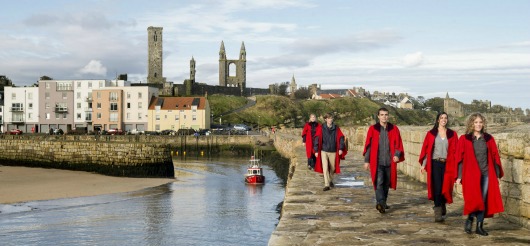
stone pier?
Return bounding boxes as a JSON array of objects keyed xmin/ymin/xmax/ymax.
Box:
[{"xmin": 269, "ymin": 126, "xmax": 530, "ymax": 245}]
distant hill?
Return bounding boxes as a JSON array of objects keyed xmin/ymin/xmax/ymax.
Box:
[{"xmin": 208, "ymin": 94, "xmax": 438, "ymax": 129}]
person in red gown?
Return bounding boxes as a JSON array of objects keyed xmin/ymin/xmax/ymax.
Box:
[
  {"xmin": 418, "ymin": 112, "xmax": 458, "ymax": 222},
  {"xmin": 456, "ymin": 112, "xmax": 503, "ymax": 236},
  {"xmin": 363, "ymin": 108, "xmax": 405, "ymax": 213},
  {"xmin": 301, "ymin": 114, "xmax": 320, "ymax": 170},
  {"xmin": 314, "ymin": 113, "xmax": 347, "ymax": 191}
]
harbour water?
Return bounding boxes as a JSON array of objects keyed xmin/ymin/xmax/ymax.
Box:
[{"xmin": 0, "ymin": 157, "xmax": 287, "ymax": 246}]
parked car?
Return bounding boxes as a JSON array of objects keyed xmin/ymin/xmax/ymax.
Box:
[
  {"xmin": 9, "ymin": 129, "xmax": 23, "ymax": 135},
  {"xmin": 53, "ymin": 128, "xmax": 64, "ymax": 135},
  {"xmin": 176, "ymin": 128, "xmax": 196, "ymax": 135},
  {"xmin": 198, "ymin": 129, "xmax": 211, "ymax": 135},
  {"xmin": 160, "ymin": 129, "xmax": 177, "ymax": 135},
  {"xmin": 233, "ymin": 124, "xmax": 251, "ymax": 131},
  {"xmin": 107, "ymin": 128, "xmax": 124, "ymax": 135},
  {"xmin": 127, "ymin": 129, "xmax": 144, "ymax": 135}
]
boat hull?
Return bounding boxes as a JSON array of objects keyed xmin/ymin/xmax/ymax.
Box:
[{"xmin": 245, "ymin": 175, "xmax": 265, "ymax": 184}]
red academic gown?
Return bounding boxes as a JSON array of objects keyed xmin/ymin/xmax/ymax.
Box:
[
  {"xmin": 301, "ymin": 122, "xmax": 321, "ymax": 159},
  {"xmin": 456, "ymin": 133, "xmax": 504, "ymax": 217},
  {"xmin": 314, "ymin": 124, "xmax": 347, "ymax": 174},
  {"xmin": 362, "ymin": 123, "xmax": 405, "ymax": 190},
  {"xmin": 418, "ymin": 129, "xmax": 458, "ymax": 203}
]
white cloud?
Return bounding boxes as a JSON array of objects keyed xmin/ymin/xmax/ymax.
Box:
[
  {"xmin": 79, "ymin": 60, "xmax": 107, "ymax": 76},
  {"xmin": 402, "ymin": 52, "xmax": 424, "ymax": 67}
]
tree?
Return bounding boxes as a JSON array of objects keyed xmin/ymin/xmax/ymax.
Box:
[
  {"xmin": 424, "ymin": 97, "xmax": 444, "ymax": 113},
  {"xmin": 0, "ymin": 75, "xmax": 13, "ymax": 90},
  {"xmin": 294, "ymin": 86, "xmax": 311, "ymax": 99},
  {"xmin": 40, "ymin": 75, "xmax": 53, "ymax": 80}
]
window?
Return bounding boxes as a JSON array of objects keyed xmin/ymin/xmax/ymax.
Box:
[
  {"xmin": 77, "ymin": 92, "xmax": 81, "ymax": 99},
  {"xmin": 62, "ymin": 92, "xmax": 67, "ymax": 99},
  {"xmin": 155, "ymin": 125, "xmax": 160, "ymax": 131},
  {"xmin": 46, "ymin": 83, "xmax": 50, "ymax": 89},
  {"xmin": 97, "ymin": 92, "xmax": 101, "ymax": 99},
  {"xmin": 110, "ymin": 103, "xmax": 118, "ymax": 111},
  {"xmin": 11, "ymin": 103, "xmax": 23, "ymax": 111},
  {"xmin": 138, "ymin": 102, "xmax": 142, "ymax": 109},
  {"xmin": 56, "ymin": 103, "xmax": 67, "ymax": 112},
  {"xmin": 126, "ymin": 113, "xmax": 131, "ymax": 120},
  {"xmin": 184, "ymin": 115, "xmax": 186, "ymax": 119},
  {"xmin": 63, "ymin": 113, "xmax": 67, "ymax": 119},
  {"xmin": 28, "ymin": 92, "xmax": 33, "ymax": 100},
  {"xmin": 28, "ymin": 103, "xmax": 33, "ymax": 109},
  {"xmin": 46, "ymin": 113, "xmax": 50, "ymax": 119},
  {"xmin": 11, "ymin": 93, "xmax": 16, "ymax": 100},
  {"xmin": 138, "ymin": 92, "xmax": 142, "ymax": 99},
  {"xmin": 99, "ymin": 81, "xmax": 103, "ymax": 87},
  {"xmin": 156, "ymin": 115, "xmax": 160, "ymax": 121},
  {"xmin": 164, "ymin": 115, "xmax": 167, "ymax": 119},
  {"xmin": 127, "ymin": 103, "xmax": 131, "ymax": 109},
  {"xmin": 77, "ymin": 81, "xmax": 81, "ymax": 87},
  {"xmin": 110, "ymin": 113, "xmax": 118, "ymax": 122},
  {"xmin": 110, "ymin": 92, "xmax": 118, "ymax": 101},
  {"xmin": 88, "ymin": 82, "xmax": 92, "ymax": 88},
  {"xmin": 45, "ymin": 103, "xmax": 50, "ymax": 109},
  {"xmin": 45, "ymin": 92, "xmax": 50, "ymax": 99},
  {"xmin": 175, "ymin": 115, "xmax": 179, "ymax": 121},
  {"xmin": 193, "ymin": 115, "xmax": 197, "ymax": 121},
  {"xmin": 138, "ymin": 113, "xmax": 142, "ymax": 120},
  {"xmin": 127, "ymin": 92, "xmax": 131, "ymax": 99},
  {"xmin": 28, "ymin": 113, "xmax": 33, "ymax": 119},
  {"xmin": 77, "ymin": 103, "xmax": 81, "ymax": 109},
  {"xmin": 192, "ymin": 106, "xmax": 197, "ymax": 112},
  {"xmin": 168, "ymin": 110, "xmax": 172, "ymax": 113},
  {"xmin": 155, "ymin": 106, "xmax": 160, "ymax": 112},
  {"xmin": 97, "ymin": 103, "xmax": 101, "ymax": 109},
  {"xmin": 97, "ymin": 113, "xmax": 102, "ymax": 119},
  {"xmin": 57, "ymin": 82, "xmax": 72, "ymax": 91},
  {"xmin": 77, "ymin": 113, "xmax": 82, "ymax": 120},
  {"xmin": 55, "ymin": 113, "xmax": 60, "ymax": 119}
]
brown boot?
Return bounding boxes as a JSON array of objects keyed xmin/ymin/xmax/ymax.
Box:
[
  {"xmin": 434, "ymin": 206, "xmax": 444, "ymax": 222},
  {"xmin": 441, "ymin": 203, "xmax": 447, "ymax": 216}
]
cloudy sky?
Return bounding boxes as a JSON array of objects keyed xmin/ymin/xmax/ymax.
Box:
[{"xmin": 1, "ymin": 0, "xmax": 529, "ymax": 109}]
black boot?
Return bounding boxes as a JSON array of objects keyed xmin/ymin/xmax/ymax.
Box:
[
  {"xmin": 441, "ymin": 203, "xmax": 447, "ymax": 216},
  {"xmin": 465, "ymin": 218, "xmax": 473, "ymax": 234},
  {"xmin": 476, "ymin": 222, "xmax": 488, "ymax": 236},
  {"xmin": 434, "ymin": 206, "xmax": 444, "ymax": 222}
]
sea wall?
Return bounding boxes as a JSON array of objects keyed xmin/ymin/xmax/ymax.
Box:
[
  {"xmin": 277, "ymin": 125, "xmax": 530, "ymax": 228},
  {"xmin": 0, "ymin": 134, "xmax": 270, "ymax": 178}
]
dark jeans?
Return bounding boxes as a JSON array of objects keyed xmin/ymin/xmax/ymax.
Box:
[
  {"xmin": 468, "ymin": 174, "xmax": 489, "ymax": 222},
  {"xmin": 376, "ymin": 165, "xmax": 391, "ymax": 205},
  {"xmin": 431, "ymin": 160, "xmax": 446, "ymax": 207},
  {"xmin": 307, "ymin": 154, "xmax": 316, "ymax": 168}
]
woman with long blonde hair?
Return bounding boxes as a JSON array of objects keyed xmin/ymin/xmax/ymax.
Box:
[{"xmin": 456, "ymin": 113, "xmax": 503, "ymax": 236}]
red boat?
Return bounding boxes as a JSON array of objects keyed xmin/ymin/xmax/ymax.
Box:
[{"xmin": 245, "ymin": 156, "xmax": 265, "ymax": 185}]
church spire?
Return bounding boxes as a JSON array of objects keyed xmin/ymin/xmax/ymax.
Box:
[
  {"xmin": 219, "ymin": 41, "xmax": 226, "ymax": 60},
  {"xmin": 445, "ymin": 92, "xmax": 450, "ymax": 99},
  {"xmin": 239, "ymin": 41, "xmax": 246, "ymax": 60}
]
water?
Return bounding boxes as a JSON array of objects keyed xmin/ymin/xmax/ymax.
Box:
[{"xmin": 0, "ymin": 158, "xmax": 286, "ymax": 246}]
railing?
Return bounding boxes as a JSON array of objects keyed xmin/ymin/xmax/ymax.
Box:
[
  {"xmin": 9, "ymin": 107, "xmax": 24, "ymax": 112},
  {"xmin": 85, "ymin": 117, "xmax": 92, "ymax": 122},
  {"xmin": 84, "ymin": 107, "xmax": 93, "ymax": 112},
  {"xmin": 85, "ymin": 97, "xmax": 93, "ymax": 102},
  {"xmin": 11, "ymin": 117, "xmax": 25, "ymax": 122},
  {"xmin": 55, "ymin": 107, "xmax": 68, "ymax": 112}
]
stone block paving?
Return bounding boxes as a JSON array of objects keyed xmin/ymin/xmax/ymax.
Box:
[{"xmin": 269, "ymin": 146, "xmax": 530, "ymax": 246}]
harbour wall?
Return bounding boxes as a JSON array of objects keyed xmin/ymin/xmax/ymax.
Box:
[
  {"xmin": 0, "ymin": 134, "xmax": 271, "ymax": 177},
  {"xmin": 275, "ymin": 125, "xmax": 530, "ymax": 228}
]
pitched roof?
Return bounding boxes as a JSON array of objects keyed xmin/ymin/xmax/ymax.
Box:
[
  {"xmin": 319, "ymin": 93, "xmax": 342, "ymax": 99},
  {"xmin": 148, "ymin": 97, "xmax": 207, "ymax": 110}
]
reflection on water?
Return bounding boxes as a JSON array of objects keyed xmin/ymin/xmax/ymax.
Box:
[{"xmin": 0, "ymin": 158, "xmax": 286, "ymax": 246}]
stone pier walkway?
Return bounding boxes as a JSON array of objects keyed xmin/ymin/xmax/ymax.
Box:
[{"xmin": 268, "ymin": 146, "xmax": 530, "ymax": 245}]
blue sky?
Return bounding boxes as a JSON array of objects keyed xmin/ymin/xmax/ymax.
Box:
[{"xmin": 1, "ymin": 0, "xmax": 529, "ymax": 110}]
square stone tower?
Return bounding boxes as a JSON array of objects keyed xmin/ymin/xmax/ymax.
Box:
[{"xmin": 147, "ymin": 26, "xmax": 165, "ymax": 84}]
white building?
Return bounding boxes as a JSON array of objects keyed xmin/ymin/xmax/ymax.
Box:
[
  {"xmin": 3, "ymin": 86, "xmax": 40, "ymax": 133},
  {"xmin": 122, "ymin": 85, "xmax": 159, "ymax": 132},
  {"xmin": 72, "ymin": 79, "xmax": 108, "ymax": 131}
]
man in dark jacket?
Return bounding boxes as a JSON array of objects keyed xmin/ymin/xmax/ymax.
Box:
[{"xmin": 314, "ymin": 113, "xmax": 347, "ymax": 191}]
